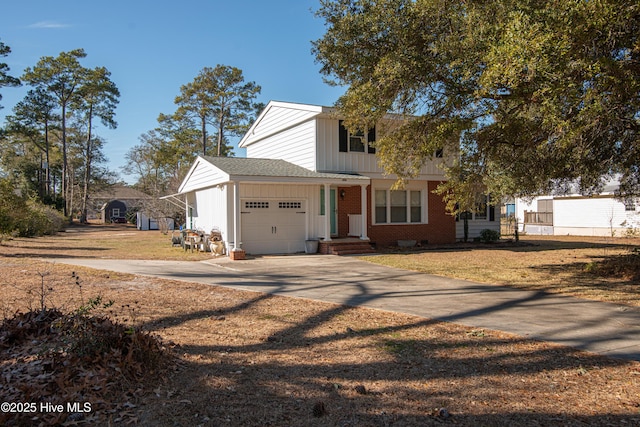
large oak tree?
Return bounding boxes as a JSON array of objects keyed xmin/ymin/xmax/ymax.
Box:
[{"xmin": 313, "ymin": 0, "xmax": 640, "ymax": 213}]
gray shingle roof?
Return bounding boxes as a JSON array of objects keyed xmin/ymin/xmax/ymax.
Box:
[
  {"xmin": 91, "ymin": 185, "xmax": 152, "ymax": 200},
  {"xmin": 201, "ymin": 156, "xmax": 369, "ymax": 181}
]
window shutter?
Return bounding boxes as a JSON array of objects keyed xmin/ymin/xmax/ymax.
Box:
[
  {"xmin": 367, "ymin": 127, "xmax": 376, "ymax": 153},
  {"xmin": 489, "ymin": 197, "xmax": 495, "ymax": 221},
  {"xmin": 339, "ymin": 121, "xmax": 348, "ymax": 152}
]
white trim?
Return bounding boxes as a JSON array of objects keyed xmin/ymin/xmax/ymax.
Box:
[
  {"xmin": 360, "ymin": 184, "xmax": 369, "ymax": 240},
  {"xmin": 370, "ymin": 181, "xmax": 429, "ymax": 225},
  {"xmin": 323, "ymin": 183, "xmax": 332, "ymax": 241},
  {"xmin": 233, "ymin": 181, "xmax": 241, "ymax": 251},
  {"xmin": 239, "ymin": 101, "xmax": 327, "ymax": 148}
]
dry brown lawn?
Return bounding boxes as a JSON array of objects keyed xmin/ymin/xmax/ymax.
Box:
[
  {"xmin": 364, "ymin": 234, "xmax": 640, "ymax": 306},
  {"xmin": 1, "ymin": 223, "xmax": 639, "ymax": 426}
]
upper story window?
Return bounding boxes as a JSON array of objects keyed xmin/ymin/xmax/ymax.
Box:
[{"xmin": 339, "ymin": 121, "xmax": 376, "ymax": 154}]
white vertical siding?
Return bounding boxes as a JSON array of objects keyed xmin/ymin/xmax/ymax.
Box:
[
  {"xmin": 315, "ymin": 118, "xmax": 445, "ymax": 178},
  {"xmin": 190, "ymin": 186, "xmax": 229, "ymax": 239},
  {"xmin": 245, "ymin": 119, "xmax": 316, "ymax": 170}
]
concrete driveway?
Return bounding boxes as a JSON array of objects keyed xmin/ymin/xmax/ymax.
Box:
[{"xmin": 55, "ymin": 254, "xmax": 640, "ymax": 361}]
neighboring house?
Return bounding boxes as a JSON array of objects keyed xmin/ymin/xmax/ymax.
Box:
[
  {"xmin": 175, "ymin": 101, "xmax": 500, "ymax": 256},
  {"xmin": 515, "ymin": 180, "xmax": 640, "ymax": 236},
  {"xmin": 455, "ymin": 196, "xmax": 499, "ymax": 240},
  {"xmin": 89, "ymin": 185, "xmax": 152, "ymax": 223}
]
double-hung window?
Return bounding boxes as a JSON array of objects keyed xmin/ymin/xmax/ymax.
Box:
[
  {"xmin": 390, "ymin": 190, "xmax": 407, "ymax": 222},
  {"xmin": 339, "ymin": 121, "xmax": 376, "ymax": 153},
  {"xmin": 375, "ymin": 189, "xmax": 423, "ymax": 224},
  {"xmin": 456, "ymin": 195, "xmax": 496, "ymax": 221}
]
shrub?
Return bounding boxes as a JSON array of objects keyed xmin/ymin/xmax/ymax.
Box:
[
  {"xmin": 0, "ymin": 178, "xmax": 66, "ymax": 237},
  {"xmin": 479, "ymin": 228, "xmax": 500, "ymax": 243},
  {"xmin": 11, "ymin": 200, "xmax": 66, "ymax": 237}
]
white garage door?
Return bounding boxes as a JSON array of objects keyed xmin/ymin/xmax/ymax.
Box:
[{"xmin": 241, "ymin": 199, "xmax": 307, "ymax": 254}]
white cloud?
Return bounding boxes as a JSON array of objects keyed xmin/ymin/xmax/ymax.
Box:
[{"xmin": 28, "ymin": 21, "xmax": 70, "ymax": 29}]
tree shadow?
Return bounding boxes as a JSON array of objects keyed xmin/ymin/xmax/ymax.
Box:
[
  {"xmin": 2, "ymin": 247, "xmax": 109, "ymax": 259},
  {"xmin": 388, "ymin": 237, "xmax": 638, "ymax": 255},
  {"xmin": 530, "ymin": 255, "xmax": 640, "ymax": 304},
  {"xmin": 132, "ymin": 276, "xmax": 640, "ymax": 426}
]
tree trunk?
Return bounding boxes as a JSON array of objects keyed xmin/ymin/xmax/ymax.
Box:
[
  {"xmin": 217, "ymin": 111, "xmax": 224, "ymax": 156},
  {"xmin": 68, "ymin": 164, "xmax": 75, "ymax": 221},
  {"xmin": 201, "ymin": 116, "xmax": 207, "ymax": 156},
  {"xmin": 81, "ymin": 104, "xmax": 93, "ymax": 224},
  {"xmin": 61, "ymin": 103, "xmax": 68, "ymax": 217},
  {"xmin": 44, "ymin": 120, "xmax": 51, "ymax": 196}
]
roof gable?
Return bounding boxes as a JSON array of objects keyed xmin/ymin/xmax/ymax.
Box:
[
  {"xmin": 177, "ymin": 156, "xmax": 231, "ymax": 193},
  {"xmin": 239, "ymin": 101, "xmax": 331, "ymax": 148}
]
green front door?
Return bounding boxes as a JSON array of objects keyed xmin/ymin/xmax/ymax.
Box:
[{"xmin": 320, "ymin": 188, "xmax": 337, "ymax": 235}]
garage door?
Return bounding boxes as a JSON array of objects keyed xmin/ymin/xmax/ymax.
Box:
[{"xmin": 241, "ymin": 199, "xmax": 306, "ymax": 254}]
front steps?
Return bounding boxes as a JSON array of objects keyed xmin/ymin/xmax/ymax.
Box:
[{"xmin": 318, "ymin": 239, "xmax": 376, "ymax": 255}]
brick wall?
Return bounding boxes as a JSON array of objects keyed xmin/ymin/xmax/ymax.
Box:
[
  {"xmin": 336, "ymin": 182, "xmax": 455, "ymax": 247},
  {"xmin": 336, "ymin": 186, "xmax": 362, "ymax": 236}
]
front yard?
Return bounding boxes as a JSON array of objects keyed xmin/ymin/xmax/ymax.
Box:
[{"xmin": 1, "ymin": 224, "xmax": 639, "ymax": 426}]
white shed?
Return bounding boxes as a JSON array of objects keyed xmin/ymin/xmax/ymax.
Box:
[{"xmin": 136, "ymin": 212, "xmax": 175, "ymax": 231}]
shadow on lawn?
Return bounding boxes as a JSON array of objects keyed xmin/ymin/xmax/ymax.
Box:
[
  {"xmin": 383, "ymin": 237, "xmax": 639, "ymax": 255},
  {"xmin": 528, "ymin": 255, "xmax": 640, "ymax": 305},
  {"xmin": 138, "ymin": 289, "xmax": 640, "ymax": 426}
]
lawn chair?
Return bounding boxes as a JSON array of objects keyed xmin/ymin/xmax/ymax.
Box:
[{"xmin": 182, "ymin": 230, "xmax": 201, "ymax": 252}]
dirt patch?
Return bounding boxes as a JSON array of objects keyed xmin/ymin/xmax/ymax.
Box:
[{"xmin": 1, "ymin": 224, "xmax": 640, "ymax": 425}]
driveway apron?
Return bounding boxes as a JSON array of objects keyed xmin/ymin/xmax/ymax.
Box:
[{"xmin": 54, "ymin": 255, "xmax": 640, "ymax": 361}]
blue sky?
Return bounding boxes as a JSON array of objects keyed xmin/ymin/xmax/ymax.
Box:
[{"xmin": 0, "ymin": 0, "xmax": 344, "ymax": 182}]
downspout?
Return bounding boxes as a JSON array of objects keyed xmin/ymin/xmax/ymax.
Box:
[
  {"xmin": 360, "ymin": 184, "xmax": 369, "ymax": 240},
  {"xmin": 323, "ymin": 183, "xmax": 332, "ymax": 241},
  {"xmin": 232, "ymin": 181, "xmax": 241, "ymax": 251}
]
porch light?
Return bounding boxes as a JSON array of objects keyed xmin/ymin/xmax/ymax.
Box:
[{"xmin": 340, "ymin": 189, "xmax": 346, "ymax": 200}]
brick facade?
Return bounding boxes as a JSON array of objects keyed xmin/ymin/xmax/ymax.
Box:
[{"xmin": 336, "ymin": 182, "xmax": 455, "ymax": 248}]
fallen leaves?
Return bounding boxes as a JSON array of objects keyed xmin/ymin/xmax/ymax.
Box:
[{"xmin": 0, "ymin": 308, "xmax": 170, "ymax": 426}]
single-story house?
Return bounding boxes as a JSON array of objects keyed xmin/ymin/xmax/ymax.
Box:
[
  {"xmin": 174, "ymin": 101, "xmax": 500, "ymax": 256},
  {"xmin": 515, "ymin": 179, "xmax": 640, "ymax": 236},
  {"xmin": 90, "ymin": 185, "xmax": 153, "ymax": 223}
]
